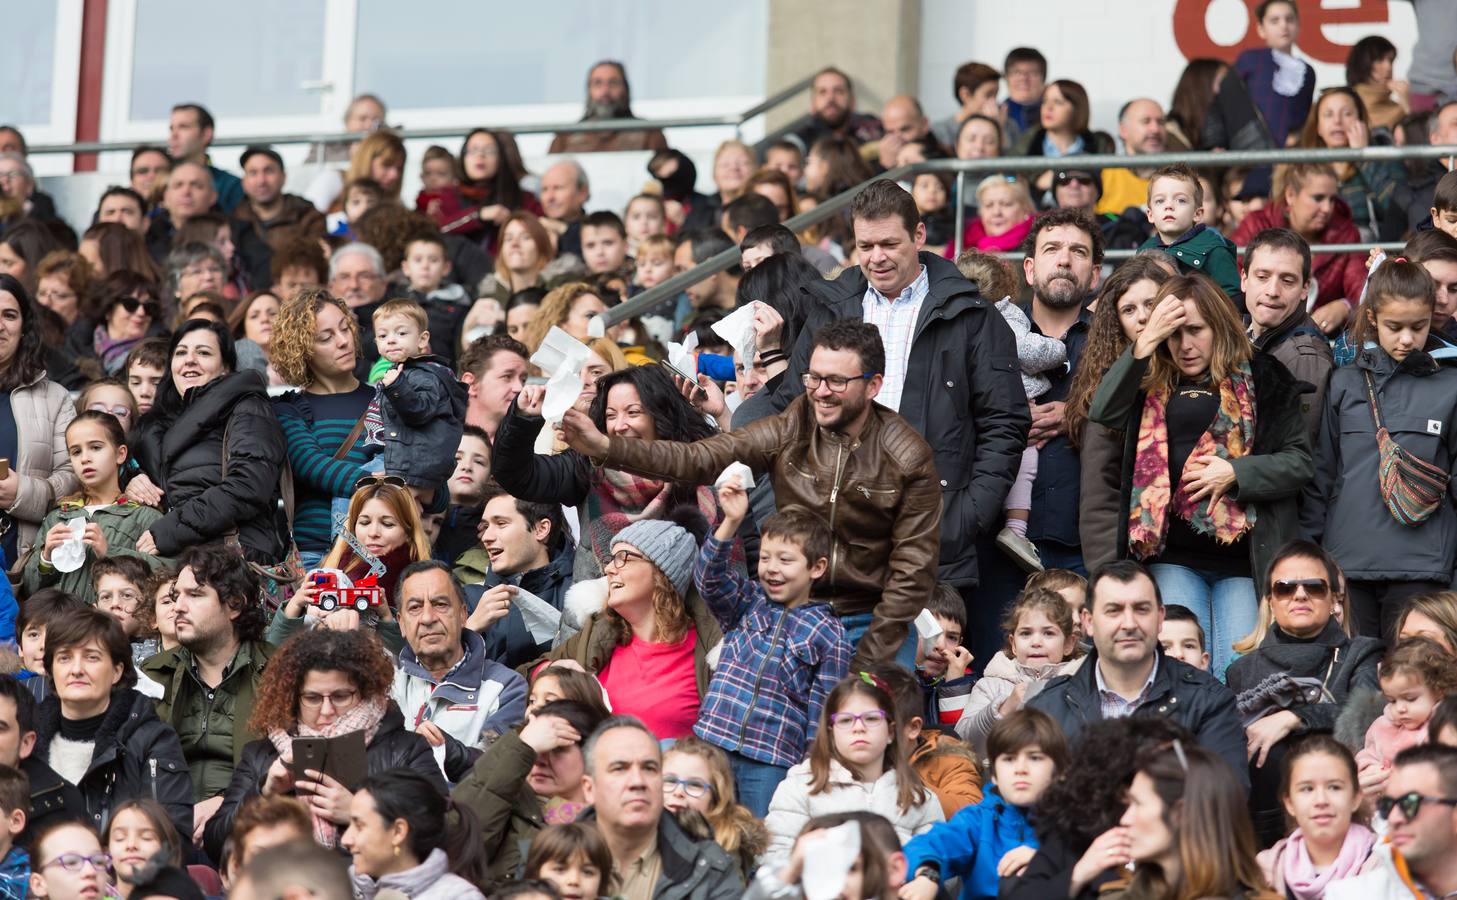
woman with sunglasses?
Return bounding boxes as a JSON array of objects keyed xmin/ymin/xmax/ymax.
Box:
[
  {"xmin": 202, "ymin": 627, "xmax": 445, "ymax": 863},
  {"xmin": 268, "ymin": 477, "xmax": 430, "ymax": 654},
  {"xmin": 129, "ymin": 319, "xmax": 287, "ymax": 564},
  {"xmin": 1226, "ymin": 540, "xmax": 1382, "ymax": 847},
  {"xmin": 65, "ymin": 270, "xmax": 168, "ymax": 377}
]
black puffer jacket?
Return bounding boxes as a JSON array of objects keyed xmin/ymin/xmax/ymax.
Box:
[
  {"xmin": 202, "ymin": 703, "xmax": 445, "ymax": 863},
  {"xmin": 131, "ymin": 370, "xmax": 286, "ymax": 562},
  {"xmin": 1226, "ymin": 618, "xmax": 1382, "ymax": 733},
  {"xmin": 31, "ymin": 689, "xmax": 193, "ymax": 842}
]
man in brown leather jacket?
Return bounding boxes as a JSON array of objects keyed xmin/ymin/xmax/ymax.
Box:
[{"xmin": 559, "ymin": 321, "xmax": 941, "ymax": 669}]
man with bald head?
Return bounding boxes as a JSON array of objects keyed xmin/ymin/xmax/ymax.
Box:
[
  {"xmin": 877, "ymin": 95, "xmax": 940, "ymax": 170},
  {"xmin": 145, "ymin": 161, "xmax": 218, "ymax": 262},
  {"xmin": 1096, "ymin": 98, "xmax": 1169, "ymax": 217},
  {"xmin": 539, "ymin": 159, "xmax": 590, "ymax": 259}
]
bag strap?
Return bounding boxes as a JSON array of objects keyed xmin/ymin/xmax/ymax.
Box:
[
  {"xmin": 332, "ymin": 414, "xmax": 368, "ymax": 462},
  {"xmin": 1362, "ymin": 370, "xmax": 1386, "ymax": 431}
]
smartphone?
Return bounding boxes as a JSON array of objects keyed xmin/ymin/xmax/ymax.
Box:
[
  {"xmin": 657, "ymin": 360, "xmax": 707, "ymax": 403},
  {"xmin": 290, "ymin": 737, "xmax": 328, "ymax": 783}
]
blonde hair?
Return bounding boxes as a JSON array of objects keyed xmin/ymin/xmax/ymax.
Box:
[
  {"xmin": 371, "ymin": 298, "xmax": 429, "ymax": 332},
  {"xmin": 636, "ymin": 234, "xmax": 674, "ymax": 261},
  {"xmin": 664, "ymin": 737, "xmax": 769, "ymax": 860},
  {"xmin": 321, "ymin": 482, "xmax": 432, "ymax": 570},
  {"xmin": 344, "ymin": 131, "xmax": 406, "ymax": 199},
  {"xmin": 586, "ymin": 338, "xmax": 629, "ymax": 372},
  {"xmin": 975, "ymin": 175, "xmax": 1033, "ymax": 213},
  {"xmin": 520, "ymin": 282, "xmax": 598, "ymax": 356}
]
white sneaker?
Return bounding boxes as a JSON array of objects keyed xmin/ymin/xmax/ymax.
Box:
[{"xmin": 996, "ymin": 526, "xmax": 1044, "ymax": 572}]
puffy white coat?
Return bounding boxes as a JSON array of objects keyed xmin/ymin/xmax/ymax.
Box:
[
  {"xmin": 764, "ymin": 758, "xmax": 944, "ymax": 865},
  {"xmin": 1326, "ymin": 841, "xmax": 1423, "ymax": 900},
  {"xmin": 956, "ymin": 651, "xmax": 1084, "ymax": 763}
]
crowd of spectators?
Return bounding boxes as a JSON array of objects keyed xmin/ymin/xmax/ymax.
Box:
[{"xmin": 3, "ymin": 2, "xmax": 1457, "ymax": 897}]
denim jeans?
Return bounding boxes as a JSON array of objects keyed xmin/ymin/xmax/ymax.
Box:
[
  {"xmin": 1149, "ymin": 563, "xmax": 1257, "ymax": 679},
  {"xmin": 840, "ymin": 612, "xmax": 919, "ymax": 672},
  {"xmin": 730, "ymin": 751, "xmax": 789, "ymax": 818},
  {"xmin": 1034, "ymin": 541, "xmax": 1087, "ymax": 577}
]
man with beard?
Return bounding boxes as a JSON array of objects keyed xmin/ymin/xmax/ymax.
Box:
[
  {"xmin": 559, "ymin": 320, "xmax": 942, "ymax": 670},
  {"xmin": 786, "ymin": 67, "xmax": 885, "ymax": 153},
  {"xmin": 549, "ymin": 61, "xmax": 669, "ymax": 155},
  {"xmin": 391, "ymin": 560, "xmax": 527, "ymax": 780},
  {"xmin": 142, "ymin": 546, "xmax": 275, "ymax": 842},
  {"xmin": 1016, "ymin": 208, "xmax": 1103, "ymax": 578},
  {"xmin": 1096, "ymin": 98, "xmax": 1170, "ymax": 218},
  {"xmin": 749, "ymin": 179, "xmax": 1029, "ymax": 666}
]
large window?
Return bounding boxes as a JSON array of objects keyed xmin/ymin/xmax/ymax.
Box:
[{"xmin": 0, "ymin": 0, "xmax": 82, "ymax": 167}]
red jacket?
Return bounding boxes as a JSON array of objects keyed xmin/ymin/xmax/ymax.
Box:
[{"xmin": 1233, "ymin": 200, "xmax": 1366, "ymax": 307}]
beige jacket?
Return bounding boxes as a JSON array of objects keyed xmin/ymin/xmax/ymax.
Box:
[{"xmin": 9, "ymin": 373, "xmax": 78, "ymax": 555}]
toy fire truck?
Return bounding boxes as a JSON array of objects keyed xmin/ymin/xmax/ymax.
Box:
[{"xmin": 307, "ymin": 513, "xmax": 388, "ymax": 612}]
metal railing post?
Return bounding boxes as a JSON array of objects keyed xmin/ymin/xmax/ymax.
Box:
[{"xmin": 953, "ymin": 170, "xmax": 966, "ymax": 259}]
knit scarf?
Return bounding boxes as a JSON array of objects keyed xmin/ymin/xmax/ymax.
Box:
[
  {"xmin": 1128, "ymin": 362, "xmax": 1257, "ymax": 559},
  {"xmin": 268, "ymin": 694, "xmax": 387, "ymax": 848},
  {"xmin": 1280, "ymin": 824, "xmax": 1376, "ymax": 900},
  {"xmin": 93, "ymin": 325, "xmax": 144, "ymax": 375},
  {"xmin": 583, "ymin": 468, "xmax": 717, "ymax": 568}
]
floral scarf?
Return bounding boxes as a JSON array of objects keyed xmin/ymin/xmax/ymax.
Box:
[
  {"xmin": 267, "ymin": 694, "xmax": 387, "ymax": 848},
  {"xmin": 1128, "ymin": 362, "xmax": 1257, "ymax": 559},
  {"xmin": 93, "ymin": 325, "xmax": 145, "ymax": 375}
]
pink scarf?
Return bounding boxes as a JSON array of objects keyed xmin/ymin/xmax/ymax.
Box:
[
  {"xmin": 1280, "ymin": 823, "xmax": 1377, "ymax": 900},
  {"xmin": 267, "ymin": 694, "xmax": 388, "ymax": 848}
]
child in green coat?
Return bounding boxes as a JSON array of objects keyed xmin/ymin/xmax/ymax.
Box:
[
  {"xmin": 21, "ymin": 411, "xmax": 166, "ymax": 603},
  {"xmin": 1139, "ymin": 163, "xmax": 1244, "ymax": 309}
]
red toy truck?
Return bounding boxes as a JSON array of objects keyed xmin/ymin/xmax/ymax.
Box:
[{"xmin": 306, "ymin": 568, "xmax": 385, "ymax": 613}]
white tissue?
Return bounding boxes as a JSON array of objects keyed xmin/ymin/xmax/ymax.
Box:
[
  {"xmin": 514, "ymin": 587, "xmax": 565, "ymax": 645},
  {"xmin": 540, "ymin": 365, "xmax": 584, "ymax": 425},
  {"xmin": 586, "ymin": 315, "xmax": 606, "ymax": 338},
  {"xmin": 665, "ymin": 331, "xmax": 700, "ymax": 380},
  {"xmin": 800, "ymin": 822, "xmax": 862, "ymax": 900},
  {"xmin": 51, "ymin": 517, "xmax": 87, "ymax": 573},
  {"xmin": 530, "ymin": 326, "xmax": 591, "ymax": 377},
  {"xmin": 714, "ymin": 461, "xmax": 755, "ymax": 492},
  {"xmin": 711, "ymin": 301, "xmax": 760, "ymax": 369},
  {"xmin": 914, "ymin": 607, "xmax": 944, "ymax": 642}
]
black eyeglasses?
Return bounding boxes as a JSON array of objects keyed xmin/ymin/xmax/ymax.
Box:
[
  {"xmin": 1272, "ymin": 578, "xmax": 1331, "ymax": 601},
  {"xmin": 353, "ymin": 473, "xmax": 407, "ymax": 494},
  {"xmin": 801, "ymin": 372, "xmax": 876, "ymax": 393},
  {"xmin": 1377, "ymin": 792, "xmax": 1457, "ymax": 821},
  {"xmin": 116, "ymin": 296, "xmax": 161, "ymax": 319}
]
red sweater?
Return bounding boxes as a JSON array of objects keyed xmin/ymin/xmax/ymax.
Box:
[{"xmin": 1232, "ymin": 200, "xmax": 1366, "ymax": 308}]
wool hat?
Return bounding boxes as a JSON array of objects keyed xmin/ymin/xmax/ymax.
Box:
[{"xmin": 613, "ymin": 517, "xmax": 699, "ymax": 596}]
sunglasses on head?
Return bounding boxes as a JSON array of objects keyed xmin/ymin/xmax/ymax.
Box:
[
  {"xmin": 1377, "ymin": 792, "xmax": 1457, "ymax": 821},
  {"xmin": 1271, "ymin": 578, "xmax": 1331, "ymax": 601},
  {"xmin": 353, "ymin": 473, "xmax": 407, "ymax": 494},
  {"xmin": 117, "ymin": 296, "xmax": 161, "ymax": 318}
]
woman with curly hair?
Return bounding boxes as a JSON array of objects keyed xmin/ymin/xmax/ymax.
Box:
[
  {"xmin": 662, "ymin": 735, "xmax": 770, "ymax": 879},
  {"xmin": 519, "ymin": 282, "xmax": 608, "ymax": 359},
  {"xmin": 202, "ymin": 628, "xmax": 444, "ymax": 861},
  {"xmin": 1064, "ymin": 255, "xmax": 1176, "ymax": 573},
  {"xmin": 269, "ymin": 288, "xmax": 373, "ymax": 566},
  {"xmin": 1001, "ymin": 717, "xmax": 1192, "ymax": 900}
]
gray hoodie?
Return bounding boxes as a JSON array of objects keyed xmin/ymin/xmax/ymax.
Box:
[{"xmin": 349, "ymin": 848, "xmax": 485, "ymax": 900}]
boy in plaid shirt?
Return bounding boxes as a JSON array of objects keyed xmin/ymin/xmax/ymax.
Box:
[{"xmin": 692, "ymin": 476, "xmax": 851, "ymax": 818}]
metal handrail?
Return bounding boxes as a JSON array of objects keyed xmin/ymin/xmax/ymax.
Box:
[
  {"xmin": 26, "ymin": 74, "xmax": 820, "ymax": 157},
  {"xmin": 600, "ymin": 143, "xmax": 1457, "ymax": 327}
]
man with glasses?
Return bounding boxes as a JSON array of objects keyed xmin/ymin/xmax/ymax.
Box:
[
  {"xmin": 1329, "ymin": 744, "xmax": 1457, "ymax": 899},
  {"xmin": 560, "ymin": 319, "xmax": 941, "ymax": 670},
  {"xmin": 390, "ymin": 560, "xmax": 527, "ymax": 780},
  {"xmin": 142, "ymin": 545, "xmax": 275, "ymax": 844},
  {"xmin": 0, "ymin": 151, "xmax": 61, "ymax": 227},
  {"xmin": 329, "ymin": 242, "xmax": 389, "ymax": 364}
]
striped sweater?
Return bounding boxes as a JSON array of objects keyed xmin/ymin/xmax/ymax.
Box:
[{"xmin": 272, "ymin": 386, "xmax": 373, "ymax": 553}]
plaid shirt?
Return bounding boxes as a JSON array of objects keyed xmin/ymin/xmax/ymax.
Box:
[
  {"xmin": 1095, "ymin": 657, "xmax": 1159, "ymax": 719},
  {"xmin": 692, "ymin": 536, "xmax": 852, "ymax": 768},
  {"xmin": 861, "ymin": 265, "xmax": 930, "ymax": 413}
]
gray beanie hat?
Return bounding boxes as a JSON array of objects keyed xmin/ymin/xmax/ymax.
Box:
[{"xmin": 613, "ymin": 518, "xmax": 699, "ymax": 596}]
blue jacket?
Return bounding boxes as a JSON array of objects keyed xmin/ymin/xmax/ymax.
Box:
[
  {"xmin": 379, "ymin": 354, "xmax": 467, "ymax": 490},
  {"xmin": 0, "ymin": 845, "xmax": 26, "ymax": 900},
  {"xmin": 904, "ymin": 787, "xmax": 1038, "ymax": 900}
]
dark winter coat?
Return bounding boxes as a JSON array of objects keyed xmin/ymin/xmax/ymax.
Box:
[
  {"xmin": 765, "ymin": 251, "xmax": 1030, "ymax": 589},
  {"xmin": 31, "ymin": 689, "xmax": 193, "ymax": 843},
  {"xmin": 379, "ymin": 354, "xmax": 467, "ymax": 490},
  {"xmin": 1226, "ymin": 618, "xmax": 1383, "ymax": 733},
  {"xmin": 1252, "ymin": 309, "xmax": 1334, "ymax": 440},
  {"xmin": 130, "ymin": 370, "xmax": 287, "ymax": 562},
  {"xmin": 202, "ymin": 703, "xmax": 444, "ymax": 863},
  {"xmin": 1302, "ymin": 340, "xmax": 1457, "ymax": 583}
]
